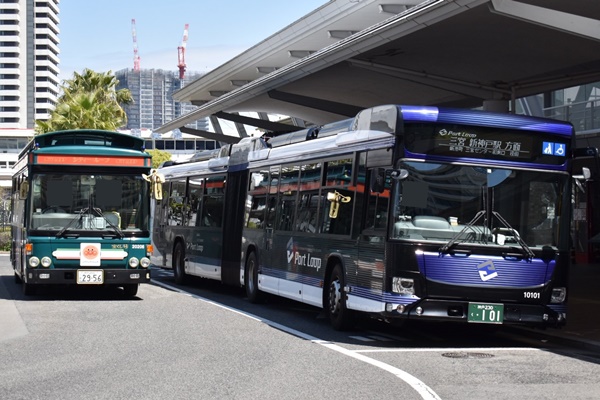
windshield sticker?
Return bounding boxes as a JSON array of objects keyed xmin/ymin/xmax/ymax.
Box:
[{"xmin": 542, "ymin": 142, "xmax": 566, "ymax": 157}]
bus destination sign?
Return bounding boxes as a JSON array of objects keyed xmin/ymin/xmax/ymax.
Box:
[{"xmin": 436, "ymin": 129, "xmax": 531, "ymax": 159}]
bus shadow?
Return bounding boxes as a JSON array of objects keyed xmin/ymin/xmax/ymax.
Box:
[
  {"xmin": 0, "ymin": 274, "xmax": 142, "ymax": 301},
  {"xmin": 157, "ymin": 272, "xmax": 600, "ymax": 366}
]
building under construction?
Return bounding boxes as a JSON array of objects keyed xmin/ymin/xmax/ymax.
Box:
[{"xmin": 115, "ymin": 68, "xmax": 208, "ymax": 132}]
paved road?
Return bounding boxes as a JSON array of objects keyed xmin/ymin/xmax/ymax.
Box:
[{"xmin": 1, "ymin": 257, "xmax": 599, "ymax": 400}]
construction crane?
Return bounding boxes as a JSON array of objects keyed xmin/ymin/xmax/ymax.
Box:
[
  {"xmin": 131, "ymin": 18, "xmax": 141, "ymax": 71},
  {"xmin": 177, "ymin": 23, "xmax": 189, "ymax": 79}
]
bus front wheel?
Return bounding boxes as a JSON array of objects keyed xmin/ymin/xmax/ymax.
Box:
[
  {"xmin": 245, "ymin": 252, "xmax": 262, "ymax": 303},
  {"xmin": 123, "ymin": 284, "xmax": 138, "ymax": 298},
  {"xmin": 326, "ymin": 263, "xmax": 354, "ymax": 331},
  {"xmin": 173, "ymin": 243, "xmax": 188, "ymax": 285}
]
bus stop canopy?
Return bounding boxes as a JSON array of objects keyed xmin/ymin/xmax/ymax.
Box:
[{"xmin": 155, "ymin": 0, "xmax": 600, "ymax": 138}]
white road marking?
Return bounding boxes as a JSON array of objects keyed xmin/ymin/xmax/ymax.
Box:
[
  {"xmin": 355, "ymin": 347, "xmax": 540, "ymax": 353},
  {"xmin": 152, "ymin": 279, "xmax": 442, "ymax": 400}
]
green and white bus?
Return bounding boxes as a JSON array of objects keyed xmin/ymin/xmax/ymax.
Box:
[
  {"xmin": 11, "ymin": 129, "xmax": 153, "ymax": 297},
  {"xmin": 153, "ymin": 105, "xmax": 575, "ymax": 329}
]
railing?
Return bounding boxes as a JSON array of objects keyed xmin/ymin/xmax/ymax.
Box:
[{"xmin": 543, "ymin": 99, "xmax": 600, "ymax": 134}]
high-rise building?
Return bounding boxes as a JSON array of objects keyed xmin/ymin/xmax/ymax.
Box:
[
  {"xmin": 0, "ymin": 0, "xmax": 60, "ymax": 129},
  {"xmin": 115, "ymin": 68, "xmax": 209, "ymax": 132}
]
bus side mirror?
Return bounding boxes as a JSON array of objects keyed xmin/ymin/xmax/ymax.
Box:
[
  {"xmin": 19, "ymin": 181, "xmax": 29, "ymax": 200},
  {"xmin": 583, "ymin": 167, "xmax": 591, "ymax": 180}
]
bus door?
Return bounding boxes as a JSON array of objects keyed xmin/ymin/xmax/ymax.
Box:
[
  {"xmin": 150, "ymin": 180, "xmax": 170, "ymax": 266},
  {"xmin": 356, "ymin": 167, "xmax": 389, "ymax": 298},
  {"xmin": 261, "ymin": 166, "xmax": 282, "ymax": 292}
]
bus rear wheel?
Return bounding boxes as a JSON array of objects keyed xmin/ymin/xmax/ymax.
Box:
[
  {"xmin": 173, "ymin": 243, "xmax": 188, "ymax": 285},
  {"xmin": 326, "ymin": 263, "xmax": 354, "ymax": 331},
  {"xmin": 245, "ymin": 251, "xmax": 262, "ymax": 303}
]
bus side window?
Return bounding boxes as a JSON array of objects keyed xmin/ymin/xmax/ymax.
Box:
[
  {"xmin": 277, "ymin": 194, "xmax": 296, "ymax": 231},
  {"xmin": 321, "ymin": 158, "xmax": 354, "ymax": 235},
  {"xmin": 246, "ymin": 196, "xmax": 266, "ymax": 229},
  {"xmin": 187, "ymin": 177, "xmax": 203, "ymax": 227},
  {"xmin": 246, "ymin": 170, "xmax": 268, "ymax": 229},
  {"xmin": 321, "ymin": 189, "xmax": 353, "ymax": 235},
  {"xmin": 201, "ymin": 195, "xmax": 223, "ymax": 227},
  {"xmin": 200, "ymin": 175, "xmax": 225, "ymax": 228},
  {"xmin": 265, "ymin": 196, "xmax": 277, "ymax": 228},
  {"xmin": 295, "ymin": 193, "xmax": 318, "ymax": 233},
  {"xmin": 276, "ymin": 166, "xmax": 299, "ymax": 232},
  {"xmin": 169, "ymin": 179, "xmax": 187, "ymax": 226}
]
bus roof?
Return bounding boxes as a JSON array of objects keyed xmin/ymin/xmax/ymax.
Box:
[{"xmin": 19, "ymin": 129, "xmax": 147, "ymax": 159}]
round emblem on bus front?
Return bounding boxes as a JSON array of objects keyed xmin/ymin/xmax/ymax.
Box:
[{"xmin": 82, "ymin": 245, "xmax": 99, "ymax": 259}]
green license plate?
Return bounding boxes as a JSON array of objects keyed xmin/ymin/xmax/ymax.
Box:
[{"xmin": 468, "ymin": 302, "xmax": 504, "ymax": 324}]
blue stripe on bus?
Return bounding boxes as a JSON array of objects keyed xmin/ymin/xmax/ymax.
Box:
[
  {"xmin": 349, "ymin": 286, "xmax": 421, "ymax": 305},
  {"xmin": 260, "ymin": 266, "xmax": 420, "ymax": 306},
  {"xmin": 399, "ymin": 106, "xmax": 573, "ymax": 136},
  {"xmin": 417, "ymin": 251, "xmax": 555, "ymax": 287}
]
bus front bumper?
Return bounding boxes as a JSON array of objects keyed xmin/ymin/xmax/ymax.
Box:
[
  {"xmin": 382, "ymin": 299, "xmax": 566, "ymax": 328},
  {"xmin": 24, "ymin": 268, "xmax": 151, "ymax": 285}
]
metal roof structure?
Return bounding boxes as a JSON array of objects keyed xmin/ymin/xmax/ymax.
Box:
[{"xmin": 155, "ymin": 0, "xmax": 600, "ymax": 141}]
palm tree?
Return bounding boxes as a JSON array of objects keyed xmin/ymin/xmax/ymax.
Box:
[{"xmin": 35, "ymin": 69, "xmax": 133, "ymax": 134}]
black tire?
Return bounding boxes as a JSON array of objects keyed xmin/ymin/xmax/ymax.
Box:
[
  {"xmin": 173, "ymin": 242, "xmax": 188, "ymax": 285},
  {"xmin": 326, "ymin": 263, "xmax": 354, "ymax": 331},
  {"xmin": 245, "ymin": 251, "xmax": 262, "ymax": 303},
  {"xmin": 14, "ymin": 271, "xmax": 22, "ymax": 284},
  {"xmin": 123, "ymin": 284, "xmax": 139, "ymax": 298}
]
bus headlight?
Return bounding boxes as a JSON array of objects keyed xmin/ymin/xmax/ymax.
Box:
[
  {"xmin": 551, "ymin": 287, "xmax": 566, "ymax": 303},
  {"xmin": 392, "ymin": 277, "xmax": 415, "ymax": 295},
  {"xmin": 128, "ymin": 257, "xmax": 139, "ymax": 268},
  {"xmin": 140, "ymin": 257, "xmax": 151, "ymax": 268},
  {"xmin": 29, "ymin": 257, "xmax": 40, "ymax": 268},
  {"xmin": 41, "ymin": 257, "xmax": 52, "ymax": 268}
]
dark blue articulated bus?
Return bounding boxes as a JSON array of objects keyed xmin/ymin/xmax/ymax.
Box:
[{"xmin": 153, "ymin": 105, "xmax": 574, "ymax": 330}]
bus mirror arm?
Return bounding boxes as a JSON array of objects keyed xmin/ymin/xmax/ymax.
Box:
[{"xmin": 573, "ymin": 167, "xmax": 590, "ymax": 194}]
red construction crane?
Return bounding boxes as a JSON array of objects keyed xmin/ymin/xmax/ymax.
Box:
[
  {"xmin": 131, "ymin": 18, "xmax": 141, "ymax": 71},
  {"xmin": 177, "ymin": 23, "xmax": 189, "ymax": 79}
]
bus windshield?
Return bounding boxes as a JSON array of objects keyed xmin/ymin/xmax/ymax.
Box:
[
  {"xmin": 391, "ymin": 161, "xmax": 569, "ymax": 251},
  {"xmin": 29, "ymin": 173, "xmax": 149, "ymax": 234}
]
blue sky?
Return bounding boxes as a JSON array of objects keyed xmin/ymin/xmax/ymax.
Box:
[{"xmin": 58, "ymin": 1, "xmax": 326, "ymax": 82}]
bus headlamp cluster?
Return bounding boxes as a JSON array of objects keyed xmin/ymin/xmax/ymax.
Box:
[
  {"xmin": 28, "ymin": 256, "xmax": 52, "ymax": 268},
  {"xmin": 392, "ymin": 277, "xmax": 415, "ymax": 295},
  {"xmin": 128, "ymin": 257, "xmax": 151, "ymax": 269},
  {"xmin": 550, "ymin": 287, "xmax": 566, "ymax": 303}
]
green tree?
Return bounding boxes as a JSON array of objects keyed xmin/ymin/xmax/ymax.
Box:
[
  {"xmin": 35, "ymin": 69, "xmax": 133, "ymax": 134},
  {"xmin": 147, "ymin": 149, "xmax": 172, "ymax": 169}
]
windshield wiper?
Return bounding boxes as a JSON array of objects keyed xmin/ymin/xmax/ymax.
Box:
[
  {"xmin": 55, "ymin": 207, "xmax": 124, "ymax": 239},
  {"xmin": 55, "ymin": 208, "xmax": 89, "ymax": 238},
  {"xmin": 92, "ymin": 207, "xmax": 124, "ymax": 238},
  {"xmin": 492, "ymin": 211, "xmax": 535, "ymax": 261},
  {"xmin": 439, "ymin": 210, "xmax": 486, "ymax": 254}
]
